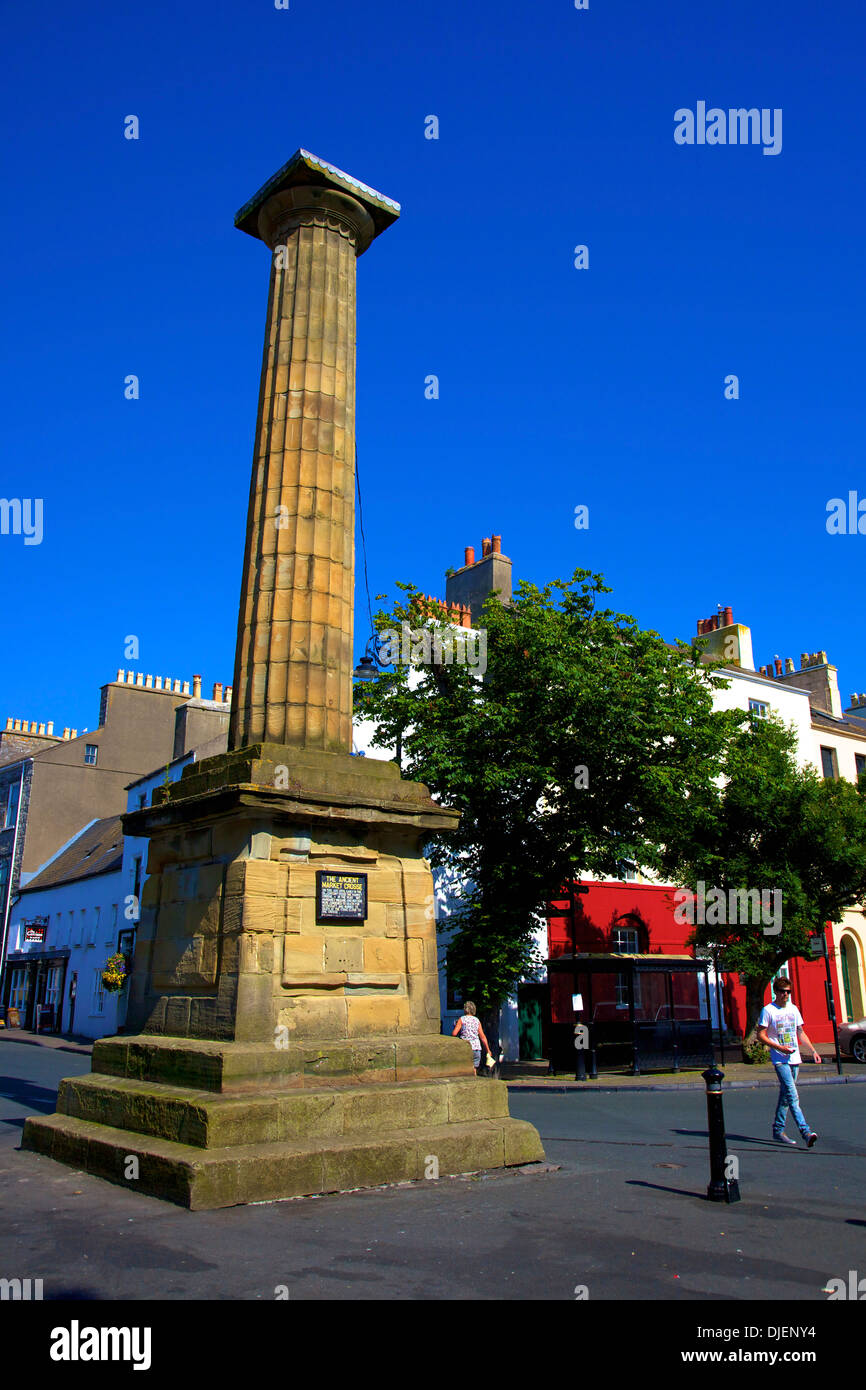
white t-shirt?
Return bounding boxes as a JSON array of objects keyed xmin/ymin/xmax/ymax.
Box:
[{"xmin": 759, "ymin": 1001, "xmax": 804, "ymax": 1064}]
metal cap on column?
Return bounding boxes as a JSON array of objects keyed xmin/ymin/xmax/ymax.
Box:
[{"xmin": 228, "ymin": 150, "xmax": 400, "ymax": 754}]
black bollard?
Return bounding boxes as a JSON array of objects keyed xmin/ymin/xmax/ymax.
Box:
[{"xmin": 702, "ymin": 1065, "xmax": 741, "ymax": 1203}]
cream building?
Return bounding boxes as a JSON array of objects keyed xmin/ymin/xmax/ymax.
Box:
[{"xmin": 699, "ymin": 613, "xmax": 866, "ymax": 1024}]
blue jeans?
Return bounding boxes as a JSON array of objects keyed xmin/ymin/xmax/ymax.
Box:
[{"xmin": 772, "ymin": 1062, "xmax": 810, "ymax": 1137}]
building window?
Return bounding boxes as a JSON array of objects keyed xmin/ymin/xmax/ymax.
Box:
[
  {"xmin": 132, "ymin": 856, "xmax": 142, "ymax": 904},
  {"xmin": 4, "ymin": 780, "xmax": 20, "ymax": 829},
  {"xmin": 138, "ymin": 793, "xmax": 146, "ymax": 809},
  {"xmin": 616, "ymin": 860, "xmax": 638, "ymax": 881},
  {"xmin": 84, "ymin": 744, "xmax": 98, "ymax": 766},
  {"xmin": 611, "ymin": 923, "xmax": 642, "ymax": 1008},
  {"xmin": 43, "ymin": 965, "xmax": 62, "ymax": 1013},
  {"xmin": 446, "ymin": 979, "xmax": 464, "ymax": 1011},
  {"xmin": 856, "ymin": 753, "xmax": 866, "ymax": 783},
  {"xmin": 55, "ymin": 912, "xmax": 64, "ymax": 945},
  {"xmin": 9, "ymin": 967, "xmax": 29, "ymax": 1013},
  {"xmin": 749, "ymin": 700, "xmax": 769, "ymax": 720},
  {"xmin": 87, "ymin": 907, "xmax": 100, "ymax": 946},
  {"xmin": 820, "ymin": 746, "xmax": 839, "ymax": 780},
  {"xmin": 611, "ymin": 926, "xmax": 640, "ymax": 954},
  {"xmin": 92, "ymin": 968, "xmax": 105, "ymax": 1015}
]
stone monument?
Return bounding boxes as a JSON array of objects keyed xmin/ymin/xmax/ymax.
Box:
[{"xmin": 22, "ymin": 150, "xmax": 543, "ymax": 1208}]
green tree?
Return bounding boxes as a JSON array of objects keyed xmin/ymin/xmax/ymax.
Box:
[
  {"xmin": 669, "ymin": 715, "xmax": 866, "ymax": 1045},
  {"xmin": 354, "ymin": 569, "xmax": 734, "ymax": 1040}
]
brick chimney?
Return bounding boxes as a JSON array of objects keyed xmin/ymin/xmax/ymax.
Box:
[
  {"xmin": 446, "ymin": 534, "xmax": 512, "ymax": 627},
  {"xmin": 775, "ymin": 648, "xmax": 842, "ymax": 716}
]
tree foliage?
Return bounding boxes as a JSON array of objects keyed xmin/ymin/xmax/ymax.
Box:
[
  {"xmin": 355, "ymin": 568, "xmax": 734, "ymax": 1015},
  {"xmin": 671, "ymin": 716, "xmax": 866, "ymax": 1037}
]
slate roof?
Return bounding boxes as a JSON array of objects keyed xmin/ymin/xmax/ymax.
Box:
[
  {"xmin": 811, "ymin": 709, "xmax": 866, "ymax": 738},
  {"xmin": 19, "ymin": 816, "xmax": 124, "ymax": 893}
]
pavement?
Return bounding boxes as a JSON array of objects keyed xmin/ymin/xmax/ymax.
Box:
[
  {"xmin": 5, "ymin": 1029, "xmax": 862, "ymax": 1090},
  {"xmin": 501, "ymin": 1050, "xmax": 866, "ymax": 1091},
  {"xmin": 0, "ymin": 1028, "xmax": 93, "ymax": 1055},
  {"xmin": 0, "ymin": 1036, "xmax": 864, "ymax": 1303}
]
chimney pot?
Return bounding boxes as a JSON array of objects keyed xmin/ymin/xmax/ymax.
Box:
[
  {"xmin": 481, "ymin": 537, "xmax": 491, "ymax": 557},
  {"xmin": 47, "ymin": 722, "xmax": 53, "ymax": 736},
  {"xmin": 213, "ymin": 682, "xmax": 223, "ymax": 703},
  {"xmin": 71, "ymin": 729, "xmax": 77, "ymax": 739},
  {"xmin": 12, "ymin": 719, "xmax": 21, "ymax": 731},
  {"xmin": 225, "ymin": 685, "xmax": 232, "ymax": 703},
  {"xmin": 464, "ymin": 546, "xmax": 475, "ymax": 567},
  {"xmin": 135, "ymin": 673, "xmax": 144, "ymax": 687},
  {"xmin": 193, "ymin": 674, "xmax": 202, "ymax": 698},
  {"xmin": 4, "ymin": 717, "xmax": 11, "ymax": 731},
  {"xmin": 154, "ymin": 676, "xmax": 162, "ymax": 690},
  {"xmin": 116, "ymin": 669, "xmax": 124, "ymax": 682},
  {"xmin": 173, "ymin": 679, "xmax": 181, "ymax": 693},
  {"xmin": 785, "ymin": 658, "xmax": 794, "ymax": 673},
  {"xmin": 722, "ymin": 605, "xmax": 733, "ymax": 627},
  {"xmin": 145, "ymin": 674, "xmax": 153, "ymax": 689},
  {"xmin": 819, "ymin": 650, "xmax": 828, "ymax": 665},
  {"xmin": 182, "ymin": 681, "xmax": 190, "ymax": 696},
  {"xmin": 774, "ymin": 658, "xmax": 783, "ymax": 677},
  {"xmin": 492, "ymin": 534, "xmax": 502, "ymax": 554},
  {"xmin": 38, "ymin": 723, "xmax": 45, "ymax": 735}
]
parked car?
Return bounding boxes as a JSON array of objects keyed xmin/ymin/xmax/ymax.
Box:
[{"xmin": 838, "ymin": 1018, "xmax": 866, "ymax": 1063}]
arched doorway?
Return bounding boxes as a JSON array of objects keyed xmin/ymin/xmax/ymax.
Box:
[{"xmin": 840, "ymin": 934, "xmax": 865, "ymax": 1021}]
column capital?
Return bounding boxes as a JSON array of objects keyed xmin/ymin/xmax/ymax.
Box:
[{"xmin": 235, "ymin": 148, "xmax": 400, "ymax": 256}]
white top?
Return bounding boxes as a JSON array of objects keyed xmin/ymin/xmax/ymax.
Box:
[{"xmin": 759, "ymin": 1001, "xmax": 804, "ymax": 1064}]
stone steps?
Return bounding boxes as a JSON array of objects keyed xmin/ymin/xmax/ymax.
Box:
[
  {"xmin": 91, "ymin": 1033, "xmax": 472, "ymax": 1093},
  {"xmin": 22, "ymin": 1110, "xmax": 543, "ymax": 1210},
  {"xmin": 55, "ymin": 1072, "xmax": 508, "ymax": 1150}
]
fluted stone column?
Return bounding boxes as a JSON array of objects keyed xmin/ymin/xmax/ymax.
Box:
[
  {"xmin": 229, "ymin": 152, "xmax": 399, "ymax": 753},
  {"xmin": 21, "ymin": 153, "xmax": 545, "ymax": 1206}
]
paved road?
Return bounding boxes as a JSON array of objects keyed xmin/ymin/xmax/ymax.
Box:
[{"xmin": 1, "ymin": 1039, "xmax": 863, "ymax": 1301}]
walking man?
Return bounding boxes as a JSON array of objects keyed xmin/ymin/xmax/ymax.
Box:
[{"xmin": 756, "ymin": 976, "xmax": 822, "ymax": 1147}]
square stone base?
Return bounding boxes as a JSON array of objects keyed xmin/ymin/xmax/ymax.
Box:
[{"xmin": 21, "ymin": 1033, "xmax": 544, "ymax": 1209}]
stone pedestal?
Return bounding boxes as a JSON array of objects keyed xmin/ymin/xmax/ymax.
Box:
[{"xmin": 23, "ymin": 751, "xmax": 543, "ymax": 1207}]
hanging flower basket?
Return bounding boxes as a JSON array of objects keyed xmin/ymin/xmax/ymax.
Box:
[{"xmin": 101, "ymin": 953, "xmax": 128, "ymax": 993}]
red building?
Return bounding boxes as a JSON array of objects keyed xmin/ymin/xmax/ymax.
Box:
[{"xmin": 547, "ymin": 880, "xmax": 841, "ymax": 1046}]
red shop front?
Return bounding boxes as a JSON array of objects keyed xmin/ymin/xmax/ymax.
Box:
[{"xmin": 547, "ymin": 880, "xmax": 841, "ymax": 1045}]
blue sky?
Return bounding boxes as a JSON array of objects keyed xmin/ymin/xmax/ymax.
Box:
[{"xmin": 3, "ymin": 0, "xmax": 865, "ymax": 735}]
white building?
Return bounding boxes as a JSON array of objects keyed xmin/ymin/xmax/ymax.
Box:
[
  {"xmin": 3, "ymin": 695, "xmax": 231, "ymax": 1041},
  {"xmin": 5, "ymin": 817, "xmax": 125, "ymax": 1038}
]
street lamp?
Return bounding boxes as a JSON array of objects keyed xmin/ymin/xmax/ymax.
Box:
[{"xmin": 353, "ymin": 633, "xmax": 388, "ymax": 682}]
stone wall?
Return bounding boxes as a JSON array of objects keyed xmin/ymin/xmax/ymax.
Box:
[{"xmin": 127, "ymin": 812, "xmax": 442, "ymax": 1047}]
